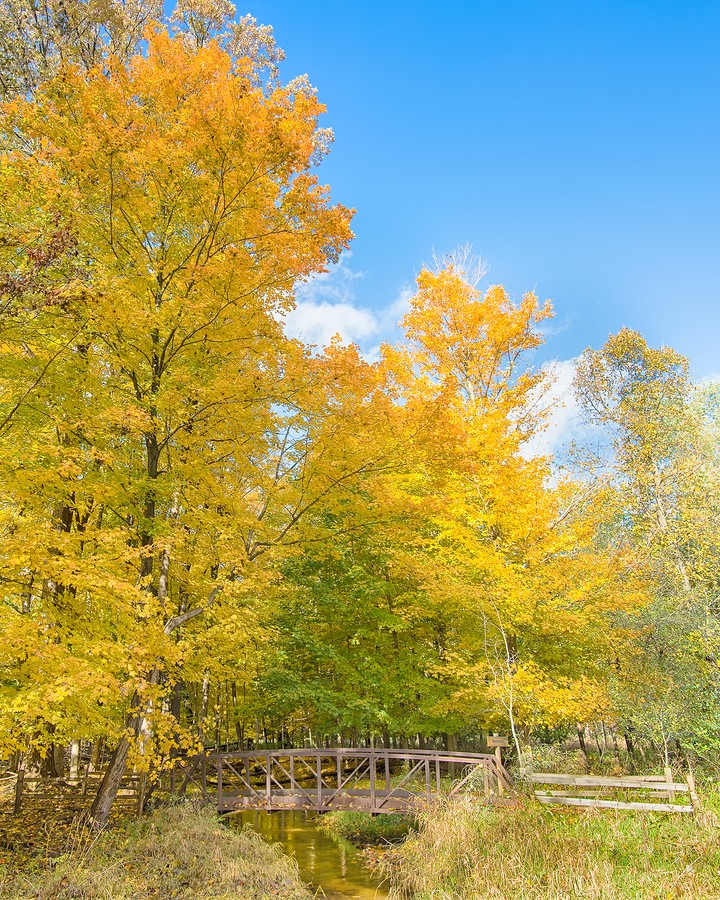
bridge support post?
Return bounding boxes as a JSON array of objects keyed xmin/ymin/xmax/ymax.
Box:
[
  {"xmin": 316, "ymin": 754, "xmax": 322, "ymax": 809},
  {"xmin": 370, "ymin": 753, "xmax": 376, "ymax": 812}
]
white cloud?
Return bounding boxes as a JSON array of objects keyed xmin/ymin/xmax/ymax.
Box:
[
  {"xmin": 284, "ymin": 254, "xmax": 411, "ymax": 354},
  {"xmin": 285, "ymin": 300, "xmax": 378, "ymax": 346},
  {"xmin": 522, "ymin": 358, "xmax": 584, "ymax": 458}
]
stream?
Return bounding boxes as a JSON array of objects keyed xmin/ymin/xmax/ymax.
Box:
[{"xmin": 229, "ymin": 810, "xmax": 391, "ymax": 899}]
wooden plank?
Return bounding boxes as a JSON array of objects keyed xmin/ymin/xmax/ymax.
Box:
[
  {"xmin": 536, "ymin": 795, "xmax": 694, "ymax": 813},
  {"xmin": 536, "ymin": 790, "xmax": 613, "ymax": 798},
  {"xmin": 530, "ymin": 773, "xmax": 688, "ymax": 791}
]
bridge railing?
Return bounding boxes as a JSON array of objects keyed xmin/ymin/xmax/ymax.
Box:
[{"xmin": 211, "ymin": 747, "xmax": 512, "ymax": 814}]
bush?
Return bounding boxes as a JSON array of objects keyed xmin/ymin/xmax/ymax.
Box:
[{"xmin": 319, "ymin": 810, "xmax": 414, "ymax": 845}]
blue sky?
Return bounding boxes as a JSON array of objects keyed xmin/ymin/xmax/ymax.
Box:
[{"xmin": 256, "ymin": 0, "xmax": 720, "ymax": 383}]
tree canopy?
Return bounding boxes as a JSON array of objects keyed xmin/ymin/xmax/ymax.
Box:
[{"xmin": 1, "ymin": 0, "xmax": 719, "ymax": 824}]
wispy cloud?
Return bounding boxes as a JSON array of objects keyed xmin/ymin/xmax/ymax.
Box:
[{"xmin": 284, "ymin": 255, "xmax": 411, "ymax": 355}]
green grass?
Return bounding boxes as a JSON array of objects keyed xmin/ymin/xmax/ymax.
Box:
[
  {"xmin": 0, "ymin": 802, "xmax": 312, "ymax": 899},
  {"xmin": 385, "ymin": 793, "xmax": 720, "ymax": 899},
  {"xmin": 318, "ymin": 810, "xmax": 415, "ymax": 846}
]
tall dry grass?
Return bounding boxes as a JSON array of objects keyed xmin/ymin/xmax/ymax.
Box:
[
  {"xmin": 0, "ymin": 802, "xmax": 312, "ymax": 899},
  {"xmin": 385, "ymin": 794, "xmax": 720, "ymax": 899}
]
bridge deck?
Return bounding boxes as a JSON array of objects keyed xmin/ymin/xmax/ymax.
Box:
[{"xmin": 218, "ymin": 787, "xmax": 421, "ymax": 813}]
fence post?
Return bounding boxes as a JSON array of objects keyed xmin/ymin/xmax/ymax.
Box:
[
  {"xmin": 13, "ymin": 770, "xmax": 24, "ymax": 815},
  {"xmin": 495, "ymin": 748, "xmax": 504, "ymax": 795},
  {"xmin": 664, "ymin": 766, "xmax": 675, "ymax": 803},
  {"xmin": 686, "ymin": 765, "xmax": 700, "ymax": 812},
  {"xmin": 316, "ymin": 754, "xmax": 322, "ymax": 809},
  {"xmin": 136, "ymin": 773, "xmax": 147, "ymax": 816},
  {"xmin": 370, "ymin": 753, "xmax": 376, "ymax": 812},
  {"xmin": 217, "ymin": 758, "xmax": 223, "ymax": 811}
]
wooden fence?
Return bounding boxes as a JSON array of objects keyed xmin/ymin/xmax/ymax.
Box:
[
  {"xmin": 5, "ymin": 768, "xmax": 147, "ymax": 816},
  {"xmin": 530, "ymin": 771, "xmax": 701, "ymax": 813}
]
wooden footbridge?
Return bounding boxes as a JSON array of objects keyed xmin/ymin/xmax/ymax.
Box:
[{"xmin": 172, "ymin": 748, "xmax": 512, "ymax": 815}]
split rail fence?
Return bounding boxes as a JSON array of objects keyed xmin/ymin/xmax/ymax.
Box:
[
  {"xmin": 530, "ymin": 771, "xmax": 701, "ymax": 814},
  {"xmin": 4, "ymin": 769, "xmax": 147, "ymax": 816}
]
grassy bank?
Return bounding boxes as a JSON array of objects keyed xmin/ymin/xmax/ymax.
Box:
[
  {"xmin": 385, "ymin": 795, "xmax": 720, "ymax": 899},
  {"xmin": 318, "ymin": 810, "xmax": 414, "ymax": 846},
  {"xmin": 0, "ymin": 803, "xmax": 312, "ymax": 900}
]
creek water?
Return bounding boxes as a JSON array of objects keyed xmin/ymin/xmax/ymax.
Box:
[{"xmin": 229, "ymin": 810, "xmax": 390, "ymax": 899}]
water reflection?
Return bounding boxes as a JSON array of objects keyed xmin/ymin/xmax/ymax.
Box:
[{"xmin": 229, "ymin": 809, "xmax": 390, "ymax": 899}]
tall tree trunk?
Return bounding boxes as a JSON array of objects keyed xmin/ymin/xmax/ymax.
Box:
[
  {"xmin": 577, "ymin": 725, "xmax": 589, "ymax": 771},
  {"xmin": 90, "ymin": 672, "xmax": 159, "ymax": 827},
  {"xmin": 624, "ymin": 732, "xmax": 636, "ymax": 773},
  {"xmin": 199, "ymin": 672, "xmax": 210, "ymax": 745},
  {"xmin": 89, "ymin": 738, "xmax": 103, "ymax": 772},
  {"xmin": 170, "ymin": 680, "xmax": 184, "ymax": 724},
  {"xmin": 447, "ymin": 733, "xmax": 458, "ymax": 777},
  {"xmin": 69, "ymin": 740, "xmax": 80, "ymax": 781},
  {"xmin": 231, "ymin": 682, "xmax": 243, "ymax": 747},
  {"xmin": 89, "ymin": 733, "xmax": 133, "ymax": 827}
]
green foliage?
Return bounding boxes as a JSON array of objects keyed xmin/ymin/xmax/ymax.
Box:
[{"xmin": 576, "ymin": 330, "xmax": 720, "ymax": 760}]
